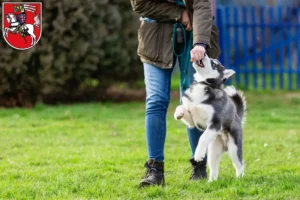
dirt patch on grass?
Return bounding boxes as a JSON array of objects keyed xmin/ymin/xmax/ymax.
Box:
[
  {"xmin": 42, "ymin": 86, "xmax": 180, "ymax": 105},
  {"xmin": 284, "ymin": 92, "xmax": 300, "ymax": 99}
]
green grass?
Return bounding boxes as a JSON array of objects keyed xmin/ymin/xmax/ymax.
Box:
[{"xmin": 1, "ymin": 92, "xmax": 300, "ymax": 199}]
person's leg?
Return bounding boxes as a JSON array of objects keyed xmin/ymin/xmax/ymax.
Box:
[
  {"xmin": 140, "ymin": 62, "xmax": 173, "ymax": 187},
  {"xmin": 144, "ymin": 63, "xmax": 173, "ymax": 161}
]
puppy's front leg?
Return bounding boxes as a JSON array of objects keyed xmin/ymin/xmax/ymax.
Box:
[
  {"xmin": 194, "ymin": 128, "xmax": 219, "ymax": 162},
  {"xmin": 174, "ymin": 105, "xmax": 195, "ymax": 128}
]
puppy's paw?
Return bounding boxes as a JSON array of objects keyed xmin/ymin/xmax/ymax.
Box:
[
  {"xmin": 174, "ymin": 105, "xmax": 185, "ymax": 120},
  {"xmin": 208, "ymin": 179, "xmax": 214, "ymax": 183},
  {"xmin": 194, "ymin": 155, "xmax": 204, "ymax": 162},
  {"xmin": 194, "ymin": 150, "xmax": 204, "ymax": 162}
]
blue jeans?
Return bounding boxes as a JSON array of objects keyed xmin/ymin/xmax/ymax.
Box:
[{"xmin": 144, "ymin": 61, "xmax": 204, "ymax": 162}]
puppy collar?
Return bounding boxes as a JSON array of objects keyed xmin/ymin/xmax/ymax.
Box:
[
  {"xmin": 198, "ymin": 81, "xmax": 221, "ymax": 89},
  {"xmin": 193, "ymin": 78, "xmax": 227, "ymax": 89}
]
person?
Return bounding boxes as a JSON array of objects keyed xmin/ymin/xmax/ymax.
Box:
[{"xmin": 130, "ymin": 0, "xmax": 221, "ymax": 187}]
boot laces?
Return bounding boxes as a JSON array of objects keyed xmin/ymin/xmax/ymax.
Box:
[{"xmin": 143, "ymin": 165, "xmax": 157, "ymax": 178}]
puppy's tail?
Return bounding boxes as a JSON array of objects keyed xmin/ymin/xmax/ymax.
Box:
[{"xmin": 224, "ymin": 86, "xmax": 247, "ymax": 126}]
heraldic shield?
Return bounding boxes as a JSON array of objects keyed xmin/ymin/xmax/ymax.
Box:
[{"xmin": 2, "ymin": 2, "xmax": 42, "ymax": 50}]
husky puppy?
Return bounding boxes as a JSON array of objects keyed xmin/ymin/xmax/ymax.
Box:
[{"xmin": 174, "ymin": 54, "xmax": 246, "ymax": 182}]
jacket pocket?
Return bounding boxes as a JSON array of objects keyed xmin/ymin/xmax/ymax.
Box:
[
  {"xmin": 207, "ymin": 24, "xmax": 221, "ymax": 59},
  {"xmin": 137, "ymin": 21, "xmax": 160, "ymax": 62}
]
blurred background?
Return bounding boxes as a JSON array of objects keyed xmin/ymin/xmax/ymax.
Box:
[{"xmin": 0, "ymin": 0, "xmax": 299, "ymax": 107}]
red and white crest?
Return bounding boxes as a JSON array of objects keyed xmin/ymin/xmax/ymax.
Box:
[{"xmin": 2, "ymin": 2, "xmax": 42, "ymax": 50}]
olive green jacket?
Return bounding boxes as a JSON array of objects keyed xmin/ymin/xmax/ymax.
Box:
[{"xmin": 130, "ymin": 0, "xmax": 221, "ymax": 68}]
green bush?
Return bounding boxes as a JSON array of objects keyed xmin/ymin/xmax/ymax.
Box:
[{"xmin": 0, "ymin": 0, "xmax": 142, "ymax": 107}]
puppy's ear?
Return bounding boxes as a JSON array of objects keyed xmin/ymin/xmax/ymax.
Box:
[{"xmin": 223, "ymin": 69, "xmax": 235, "ymax": 79}]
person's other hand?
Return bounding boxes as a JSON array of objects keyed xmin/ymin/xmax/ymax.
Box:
[
  {"xmin": 180, "ymin": 10, "xmax": 192, "ymax": 31},
  {"xmin": 190, "ymin": 45, "xmax": 206, "ymax": 62}
]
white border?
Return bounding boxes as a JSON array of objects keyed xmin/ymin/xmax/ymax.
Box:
[{"xmin": 2, "ymin": 2, "xmax": 42, "ymax": 50}]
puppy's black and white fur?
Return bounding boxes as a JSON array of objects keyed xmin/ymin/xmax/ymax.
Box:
[{"xmin": 174, "ymin": 54, "xmax": 246, "ymax": 182}]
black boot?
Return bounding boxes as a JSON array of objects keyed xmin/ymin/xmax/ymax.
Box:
[
  {"xmin": 139, "ymin": 159, "xmax": 165, "ymax": 187},
  {"xmin": 189, "ymin": 158, "xmax": 207, "ymax": 180}
]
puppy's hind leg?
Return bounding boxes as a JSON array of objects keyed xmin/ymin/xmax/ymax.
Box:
[
  {"xmin": 227, "ymin": 134, "xmax": 244, "ymax": 178},
  {"xmin": 207, "ymin": 136, "xmax": 224, "ymax": 182}
]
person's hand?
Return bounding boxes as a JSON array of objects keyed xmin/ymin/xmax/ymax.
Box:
[
  {"xmin": 190, "ymin": 45, "xmax": 206, "ymax": 62},
  {"xmin": 179, "ymin": 10, "xmax": 192, "ymax": 31}
]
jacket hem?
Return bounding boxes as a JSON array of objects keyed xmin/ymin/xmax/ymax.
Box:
[{"xmin": 140, "ymin": 56, "xmax": 173, "ymax": 69}]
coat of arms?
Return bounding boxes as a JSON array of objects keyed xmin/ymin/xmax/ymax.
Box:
[{"xmin": 2, "ymin": 2, "xmax": 42, "ymax": 50}]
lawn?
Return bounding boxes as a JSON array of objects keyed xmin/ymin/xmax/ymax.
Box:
[{"xmin": 0, "ymin": 91, "xmax": 300, "ymax": 199}]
